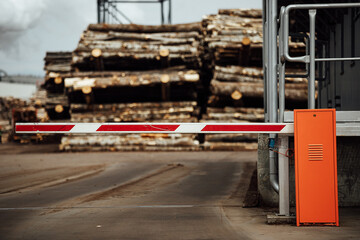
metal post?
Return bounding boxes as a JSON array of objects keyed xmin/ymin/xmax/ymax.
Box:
[
  {"xmin": 263, "ymin": 0, "xmax": 269, "ymax": 122},
  {"xmin": 268, "ymin": 0, "xmax": 278, "ymax": 124},
  {"xmin": 97, "ymin": 0, "xmax": 101, "ymax": 23},
  {"xmin": 278, "ymin": 6, "xmax": 289, "ymax": 217},
  {"xmin": 309, "ymin": 9, "xmax": 317, "ymax": 109},
  {"xmin": 266, "ymin": 0, "xmax": 279, "ymax": 193},
  {"xmin": 168, "ymin": 0, "xmax": 171, "ymax": 24},
  {"xmin": 279, "ymin": 135, "xmax": 290, "ymax": 216},
  {"xmin": 279, "ymin": 7, "xmax": 285, "ymax": 123},
  {"xmin": 160, "ymin": 0, "xmax": 164, "ymax": 25}
]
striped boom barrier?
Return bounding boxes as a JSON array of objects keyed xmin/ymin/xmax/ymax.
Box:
[{"xmin": 15, "ymin": 123, "xmax": 294, "ymax": 134}]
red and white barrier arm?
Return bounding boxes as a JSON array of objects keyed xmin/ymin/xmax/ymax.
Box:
[{"xmin": 16, "ymin": 123, "xmax": 294, "ymax": 134}]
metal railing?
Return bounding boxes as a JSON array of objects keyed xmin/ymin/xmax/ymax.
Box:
[{"xmin": 279, "ymin": 3, "xmax": 360, "ymax": 118}]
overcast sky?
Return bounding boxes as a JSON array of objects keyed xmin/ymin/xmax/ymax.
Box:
[{"xmin": 0, "ymin": 0, "xmax": 262, "ymax": 77}]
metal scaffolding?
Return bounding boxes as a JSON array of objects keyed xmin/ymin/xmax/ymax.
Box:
[{"xmin": 97, "ymin": 0, "xmax": 172, "ymax": 25}]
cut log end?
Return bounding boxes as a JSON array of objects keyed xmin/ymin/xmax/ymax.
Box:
[
  {"xmin": 159, "ymin": 48, "xmax": 170, "ymax": 57},
  {"xmin": 91, "ymin": 48, "xmax": 102, "ymax": 58},
  {"xmin": 242, "ymin": 37, "xmax": 251, "ymax": 46},
  {"xmin": 82, "ymin": 86, "xmax": 92, "ymax": 94},
  {"xmin": 55, "ymin": 105, "xmax": 64, "ymax": 113},
  {"xmin": 54, "ymin": 77, "xmax": 63, "ymax": 84},
  {"xmin": 231, "ymin": 90, "xmax": 243, "ymax": 100},
  {"xmin": 161, "ymin": 74, "xmax": 170, "ymax": 83}
]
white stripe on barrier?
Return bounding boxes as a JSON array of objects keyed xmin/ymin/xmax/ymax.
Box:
[
  {"xmin": 70, "ymin": 123, "xmax": 102, "ymax": 133},
  {"xmin": 174, "ymin": 123, "xmax": 206, "ymax": 133}
]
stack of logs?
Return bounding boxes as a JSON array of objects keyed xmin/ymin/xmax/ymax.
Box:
[
  {"xmin": 0, "ymin": 97, "xmax": 28, "ymax": 136},
  {"xmin": 0, "ymin": 97, "xmax": 48, "ymax": 143},
  {"xmin": 201, "ymin": 9, "xmax": 308, "ymax": 150},
  {"xmin": 56, "ymin": 23, "xmax": 203, "ymax": 151},
  {"xmin": 43, "ymin": 52, "xmax": 72, "ymax": 120},
  {"xmin": 34, "ymin": 8, "xmax": 310, "ymax": 151}
]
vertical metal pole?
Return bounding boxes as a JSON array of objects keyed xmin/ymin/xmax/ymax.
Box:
[
  {"xmin": 161, "ymin": 0, "xmax": 164, "ymax": 25},
  {"xmin": 278, "ymin": 7, "xmax": 289, "ymax": 217},
  {"xmin": 278, "ymin": 65, "xmax": 285, "ymax": 123},
  {"xmin": 262, "ymin": 0, "xmax": 268, "ymax": 122},
  {"xmin": 268, "ymin": 0, "xmax": 278, "ymax": 124},
  {"xmin": 268, "ymin": 0, "xmax": 279, "ymax": 193},
  {"xmin": 279, "ymin": 7, "xmax": 285, "ymax": 123},
  {"xmin": 279, "ymin": 135, "xmax": 290, "ymax": 216},
  {"xmin": 168, "ymin": 0, "xmax": 172, "ymax": 24},
  {"xmin": 102, "ymin": 1, "xmax": 107, "ymax": 23},
  {"xmin": 97, "ymin": 0, "xmax": 101, "ymax": 23},
  {"xmin": 309, "ymin": 9, "xmax": 317, "ymax": 109}
]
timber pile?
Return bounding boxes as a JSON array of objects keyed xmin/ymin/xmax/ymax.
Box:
[
  {"xmin": 33, "ymin": 9, "xmax": 310, "ymax": 151},
  {"xmin": 69, "ymin": 101, "xmax": 199, "ymax": 123},
  {"xmin": 72, "ymin": 23, "xmax": 202, "ymax": 71},
  {"xmin": 202, "ymin": 9, "xmax": 263, "ymax": 68},
  {"xmin": 63, "ymin": 68, "xmax": 200, "ymax": 104},
  {"xmin": 44, "ymin": 52, "xmax": 72, "ymax": 73},
  {"xmin": 0, "ymin": 97, "xmax": 27, "ymax": 137},
  {"xmin": 58, "ymin": 23, "xmax": 203, "ymax": 151},
  {"xmin": 201, "ymin": 9, "xmax": 308, "ymax": 150},
  {"xmin": 0, "ymin": 97, "xmax": 27, "ymax": 122},
  {"xmin": 0, "ymin": 97, "xmax": 48, "ymax": 143},
  {"xmin": 43, "ymin": 52, "xmax": 72, "ymax": 120},
  {"xmin": 208, "ymin": 65, "xmax": 308, "ymax": 106}
]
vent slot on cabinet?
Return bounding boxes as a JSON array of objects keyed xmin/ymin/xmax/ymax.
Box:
[{"xmin": 308, "ymin": 144, "xmax": 323, "ymax": 161}]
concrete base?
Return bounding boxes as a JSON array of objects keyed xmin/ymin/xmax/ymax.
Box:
[{"xmin": 266, "ymin": 214, "xmax": 296, "ymax": 225}]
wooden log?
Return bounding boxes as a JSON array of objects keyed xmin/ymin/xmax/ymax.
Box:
[
  {"xmin": 80, "ymin": 31, "xmax": 201, "ymax": 52},
  {"xmin": 44, "ymin": 51, "xmax": 72, "ymax": 60},
  {"xmin": 202, "ymin": 112, "xmax": 264, "ymax": 122},
  {"xmin": 70, "ymin": 113, "xmax": 198, "ymax": 123},
  {"xmin": 218, "ymin": 9, "xmax": 263, "ymax": 18},
  {"xmin": 64, "ymin": 70, "xmax": 200, "ymax": 90},
  {"xmin": 72, "ymin": 51, "xmax": 201, "ymax": 71},
  {"xmin": 88, "ymin": 22, "xmax": 202, "ymax": 33},
  {"xmin": 69, "ymin": 101, "xmax": 200, "ymax": 123},
  {"xmin": 205, "ymin": 35, "xmax": 262, "ymax": 44},
  {"xmin": 205, "ymin": 133, "xmax": 258, "ymax": 142},
  {"xmin": 44, "ymin": 63, "xmax": 71, "ymax": 73},
  {"xmin": 203, "ymin": 142, "xmax": 258, "ymax": 151},
  {"xmin": 215, "ymin": 65, "xmax": 263, "ymax": 77},
  {"xmin": 214, "ymin": 65, "xmax": 307, "ymax": 83},
  {"xmin": 208, "ymin": 41, "xmax": 262, "ymax": 49},
  {"xmin": 203, "ymin": 15, "xmax": 263, "ymax": 27},
  {"xmin": 76, "ymin": 41, "xmax": 199, "ymax": 53},
  {"xmin": 203, "ymin": 106, "xmax": 264, "ymax": 122},
  {"xmin": 210, "ymin": 80, "xmax": 308, "ymax": 101},
  {"xmin": 206, "ymin": 106, "xmax": 264, "ymax": 114},
  {"xmin": 107, "ymin": 31, "xmax": 201, "ymax": 40},
  {"xmin": 210, "ymin": 80, "xmax": 264, "ymax": 98},
  {"xmin": 70, "ymin": 101, "xmax": 197, "ymax": 111},
  {"xmin": 67, "ymin": 83, "xmax": 198, "ymax": 104},
  {"xmin": 45, "ymin": 94, "xmax": 68, "ymax": 106},
  {"xmin": 44, "ymin": 51, "xmax": 72, "ymax": 73}
]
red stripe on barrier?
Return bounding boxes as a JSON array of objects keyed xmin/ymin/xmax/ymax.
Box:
[
  {"xmin": 201, "ymin": 125, "xmax": 286, "ymax": 132},
  {"xmin": 97, "ymin": 124, "xmax": 180, "ymax": 132},
  {"xmin": 16, "ymin": 125, "xmax": 75, "ymax": 132}
]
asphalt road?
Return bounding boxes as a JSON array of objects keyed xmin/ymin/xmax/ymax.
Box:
[{"xmin": 0, "ymin": 151, "xmax": 256, "ymax": 240}]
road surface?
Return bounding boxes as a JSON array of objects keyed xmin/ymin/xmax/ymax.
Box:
[{"xmin": 0, "ymin": 151, "xmax": 255, "ymax": 240}]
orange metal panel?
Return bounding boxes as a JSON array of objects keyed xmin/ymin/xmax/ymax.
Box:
[{"xmin": 294, "ymin": 109, "xmax": 339, "ymax": 226}]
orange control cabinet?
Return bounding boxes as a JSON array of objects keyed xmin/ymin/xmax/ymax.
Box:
[{"xmin": 294, "ymin": 109, "xmax": 339, "ymax": 226}]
